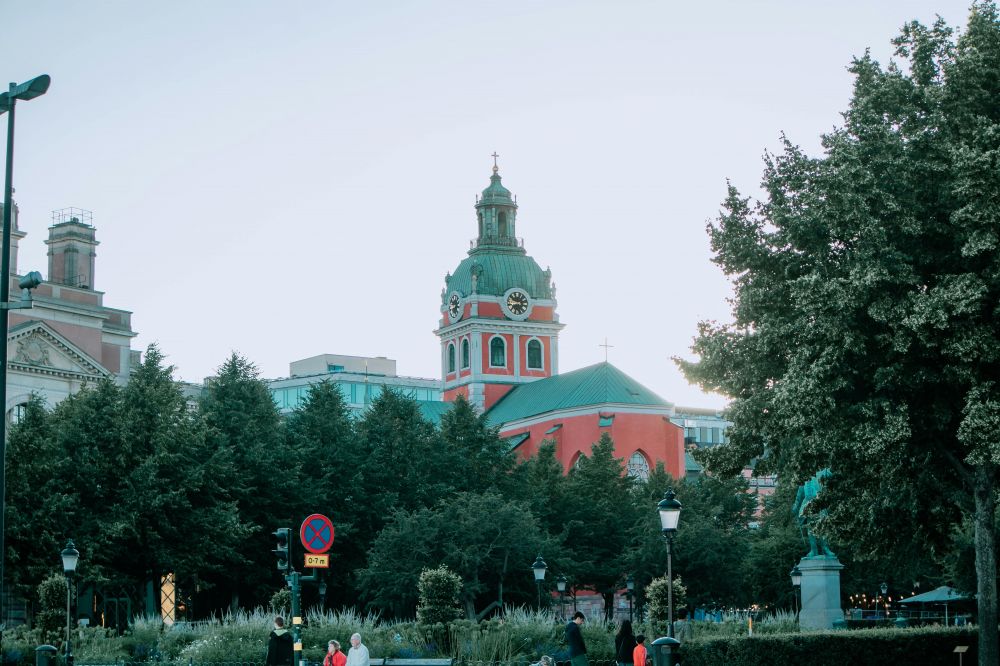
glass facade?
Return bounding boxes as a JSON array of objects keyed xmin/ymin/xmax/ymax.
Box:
[{"xmin": 270, "ymin": 380, "xmax": 441, "ymax": 414}]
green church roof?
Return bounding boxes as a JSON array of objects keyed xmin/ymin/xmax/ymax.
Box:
[
  {"xmin": 486, "ymin": 362, "xmax": 672, "ymax": 426},
  {"xmin": 418, "ymin": 400, "xmax": 454, "ymax": 425},
  {"xmin": 447, "ymin": 251, "xmax": 552, "ymax": 299},
  {"xmin": 480, "ymin": 169, "xmax": 514, "ymax": 204}
]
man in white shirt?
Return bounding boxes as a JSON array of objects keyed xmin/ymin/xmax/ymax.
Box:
[{"xmin": 346, "ymin": 633, "xmax": 370, "ymax": 666}]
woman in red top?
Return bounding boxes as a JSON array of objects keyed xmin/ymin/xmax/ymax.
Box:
[{"xmin": 324, "ymin": 640, "xmax": 347, "ymax": 666}]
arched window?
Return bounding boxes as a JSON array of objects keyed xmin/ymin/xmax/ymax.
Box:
[
  {"xmin": 461, "ymin": 339, "xmax": 470, "ymax": 369},
  {"xmin": 447, "ymin": 343, "xmax": 456, "ymax": 373},
  {"xmin": 627, "ymin": 452, "xmax": 651, "ymax": 481},
  {"xmin": 7, "ymin": 402, "xmax": 28, "ymax": 425},
  {"xmin": 498, "ymin": 211, "xmax": 508, "ymax": 237},
  {"xmin": 527, "ymin": 339, "xmax": 543, "ymax": 369},
  {"xmin": 478, "ymin": 212, "xmax": 484, "ymax": 237},
  {"xmin": 490, "ymin": 336, "xmax": 506, "ymax": 367}
]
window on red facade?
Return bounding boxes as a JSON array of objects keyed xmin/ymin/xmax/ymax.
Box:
[
  {"xmin": 461, "ymin": 339, "xmax": 470, "ymax": 369},
  {"xmin": 527, "ymin": 339, "xmax": 543, "ymax": 369},
  {"xmin": 626, "ymin": 451, "xmax": 650, "ymax": 481},
  {"xmin": 448, "ymin": 343, "xmax": 456, "ymax": 373},
  {"xmin": 490, "ymin": 336, "xmax": 506, "ymax": 367}
]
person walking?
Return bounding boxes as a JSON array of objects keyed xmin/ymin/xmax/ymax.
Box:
[
  {"xmin": 324, "ymin": 641, "xmax": 346, "ymax": 666},
  {"xmin": 565, "ymin": 611, "xmax": 588, "ymax": 666},
  {"xmin": 346, "ymin": 633, "xmax": 370, "ymax": 666},
  {"xmin": 614, "ymin": 620, "xmax": 637, "ymax": 666},
  {"xmin": 265, "ymin": 617, "xmax": 293, "ymax": 666}
]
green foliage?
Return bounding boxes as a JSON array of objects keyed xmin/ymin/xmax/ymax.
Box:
[
  {"xmin": 417, "ymin": 566, "xmax": 463, "ymax": 625},
  {"xmin": 35, "ymin": 574, "xmax": 69, "ymax": 643},
  {"xmin": 270, "ymin": 588, "xmax": 292, "ymax": 615},
  {"xmin": 644, "ymin": 576, "xmax": 687, "ymax": 636},
  {"xmin": 678, "ymin": 4, "xmax": 1000, "ymax": 659},
  {"xmin": 679, "ymin": 626, "xmax": 979, "ymax": 666}
]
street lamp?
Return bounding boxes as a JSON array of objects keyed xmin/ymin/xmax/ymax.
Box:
[
  {"xmin": 626, "ymin": 574, "xmax": 635, "ymax": 623},
  {"xmin": 880, "ymin": 582, "xmax": 888, "ymax": 619},
  {"xmin": 531, "ymin": 554, "xmax": 547, "ymax": 611},
  {"xmin": 790, "ymin": 566, "xmax": 802, "ymax": 616},
  {"xmin": 557, "ymin": 575, "xmax": 567, "ymax": 620},
  {"xmin": 61, "ymin": 540, "xmax": 80, "ymax": 666},
  {"xmin": 657, "ymin": 488, "xmax": 682, "ymax": 638},
  {"xmin": 0, "ymin": 74, "xmax": 51, "ymax": 628}
]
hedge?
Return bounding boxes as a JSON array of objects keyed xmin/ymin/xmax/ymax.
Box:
[{"xmin": 679, "ymin": 626, "xmax": 979, "ymax": 666}]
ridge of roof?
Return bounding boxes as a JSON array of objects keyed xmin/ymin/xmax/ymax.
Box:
[{"xmin": 486, "ymin": 362, "xmax": 671, "ymax": 426}]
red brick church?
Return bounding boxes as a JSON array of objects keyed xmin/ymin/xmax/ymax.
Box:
[{"xmin": 434, "ymin": 164, "xmax": 685, "ymax": 479}]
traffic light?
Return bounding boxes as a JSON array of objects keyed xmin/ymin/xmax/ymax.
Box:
[{"xmin": 272, "ymin": 528, "xmax": 291, "ymax": 572}]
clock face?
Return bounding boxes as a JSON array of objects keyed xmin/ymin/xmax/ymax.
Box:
[
  {"xmin": 506, "ymin": 291, "xmax": 529, "ymax": 315},
  {"xmin": 448, "ymin": 293, "xmax": 461, "ymax": 319}
]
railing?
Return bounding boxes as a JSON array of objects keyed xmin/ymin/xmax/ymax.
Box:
[{"xmin": 470, "ymin": 236, "xmax": 524, "ymax": 250}]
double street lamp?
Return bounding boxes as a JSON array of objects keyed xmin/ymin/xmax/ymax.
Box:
[
  {"xmin": 0, "ymin": 73, "xmax": 52, "ymax": 627},
  {"xmin": 531, "ymin": 554, "xmax": 547, "ymax": 611},
  {"xmin": 61, "ymin": 540, "xmax": 80, "ymax": 666},
  {"xmin": 657, "ymin": 489, "xmax": 682, "ymax": 638}
]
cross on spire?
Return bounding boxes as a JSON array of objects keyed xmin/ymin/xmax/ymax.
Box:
[
  {"xmin": 599, "ymin": 337, "xmax": 614, "ymax": 362},
  {"xmin": 491, "ymin": 151, "xmax": 500, "ymax": 173}
]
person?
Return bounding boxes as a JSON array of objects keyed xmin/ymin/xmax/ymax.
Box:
[
  {"xmin": 673, "ymin": 608, "xmax": 693, "ymax": 642},
  {"xmin": 565, "ymin": 611, "xmax": 588, "ymax": 666},
  {"xmin": 346, "ymin": 633, "xmax": 370, "ymax": 666},
  {"xmin": 265, "ymin": 616, "xmax": 293, "ymax": 666},
  {"xmin": 614, "ymin": 619, "xmax": 637, "ymax": 666},
  {"xmin": 324, "ymin": 640, "xmax": 347, "ymax": 666},
  {"xmin": 632, "ymin": 635, "xmax": 647, "ymax": 666}
]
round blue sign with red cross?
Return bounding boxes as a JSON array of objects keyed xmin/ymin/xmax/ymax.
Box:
[{"xmin": 300, "ymin": 514, "xmax": 335, "ymax": 554}]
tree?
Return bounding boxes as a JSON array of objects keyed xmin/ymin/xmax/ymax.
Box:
[
  {"xmin": 562, "ymin": 433, "xmax": 641, "ymax": 620},
  {"xmin": 438, "ymin": 395, "xmax": 516, "ymax": 494},
  {"xmin": 284, "ymin": 380, "xmax": 361, "ymax": 607},
  {"xmin": 199, "ymin": 353, "xmax": 291, "ymax": 609},
  {"xmin": 678, "ymin": 5, "xmax": 1000, "ymax": 662}
]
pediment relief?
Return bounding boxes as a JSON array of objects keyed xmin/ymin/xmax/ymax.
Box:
[{"xmin": 7, "ymin": 324, "xmax": 108, "ymax": 379}]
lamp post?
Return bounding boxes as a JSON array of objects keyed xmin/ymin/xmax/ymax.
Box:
[
  {"xmin": 61, "ymin": 540, "xmax": 80, "ymax": 666},
  {"xmin": 657, "ymin": 488, "xmax": 682, "ymax": 638},
  {"xmin": 880, "ymin": 582, "xmax": 888, "ymax": 619},
  {"xmin": 626, "ymin": 574, "xmax": 635, "ymax": 623},
  {"xmin": 0, "ymin": 73, "xmax": 50, "ymax": 629},
  {"xmin": 790, "ymin": 566, "xmax": 802, "ymax": 617},
  {"xmin": 531, "ymin": 554, "xmax": 547, "ymax": 611},
  {"xmin": 557, "ymin": 575, "xmax": 567, "ymax": 620}
]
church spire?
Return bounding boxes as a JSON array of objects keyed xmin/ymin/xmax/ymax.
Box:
[{"xmin": 474, "ymin": 154, "xmax": 521, "ymax": 252}]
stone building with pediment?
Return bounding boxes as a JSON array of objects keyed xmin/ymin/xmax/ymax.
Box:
[{"xmin": 3, "ymin": 204, "xmax": 137, "ymax": 422}]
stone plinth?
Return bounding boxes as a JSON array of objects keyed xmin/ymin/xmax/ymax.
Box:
[{"xmin": 798, "ymin": 555, "xmax": 844, "ymax": 630}]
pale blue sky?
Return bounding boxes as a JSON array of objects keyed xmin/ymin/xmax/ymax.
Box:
[{"xmin": 2, "ymin": 1, "xmax": 975, "ymax": 408}]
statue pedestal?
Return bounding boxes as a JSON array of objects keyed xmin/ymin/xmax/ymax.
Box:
[{"xmin": 798, "ymin": 556, "xmax": 844, "ymax": 630}]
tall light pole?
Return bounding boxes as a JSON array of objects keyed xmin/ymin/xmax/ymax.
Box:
[
  {"xmin": 657, "ymin": 488, "xmax": 681, "ymax": 638},
  {"xmin": 557, "ymin": 575, "xmax": 568, "ymax": 621},
  {"xmin": 790, "ymin": 566, "xmax": 802, "ymax": 617},
  {"xmin": 626, "ymin": 574, "xmax": 635, "ymax": 623},
  {"xmin": 0, "ymin": 73, "xmax": 51, "ymax": 628},
  {"xmin": 61, "ymin": 540, "xmax": 80, "ymax": 666},
  {"xmin": 880, "ymin": 582, "xmax": 888, "ymax": 619},
  {"xmin": 531, "ymin": 554, "xmax": 547, "ymax": 611}
]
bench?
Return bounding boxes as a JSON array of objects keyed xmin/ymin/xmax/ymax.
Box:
[{"xmin": 370, "ymin": 660, "xmax": 453, "ymax": 666}]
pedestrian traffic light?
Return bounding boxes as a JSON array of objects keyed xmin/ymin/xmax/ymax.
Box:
[{"xmin": 272, "ymin": 528, "xmax": 291, "ymax": 572}]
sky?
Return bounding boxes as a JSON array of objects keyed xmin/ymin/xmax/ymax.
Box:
[{"xmin": 1, "ymin": 1, "xmax": 977, "ymax": 409}]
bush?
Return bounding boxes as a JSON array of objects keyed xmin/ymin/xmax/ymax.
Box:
[
  {"xmin": 644, "ymin": 576, "xmax": 686, "ymax": 637},
  {"xmin": 270, "ymin": 588, "xmax": 292, "ymax": 616},
  {"xmin": 36, "ymin": 574, "xmax": 71, "ymax": 646},
  {"xmin": 416, "ymin": 566, "xmax": 463, "ymax": 625},
  {"xmin": 679, "ymin": 625, "xmax": 979, "ymax": 666}
]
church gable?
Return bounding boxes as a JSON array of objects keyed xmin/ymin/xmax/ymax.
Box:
[{"xmin": 8, "ymin": 321, "xmax": 111, "ymax": 381}]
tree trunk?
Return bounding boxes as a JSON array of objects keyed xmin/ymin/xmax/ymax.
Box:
[{"xmin": 974, "ymin": 464, "xmax": 997, "ymax": 666}]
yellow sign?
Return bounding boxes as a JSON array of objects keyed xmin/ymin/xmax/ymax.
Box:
[{"xmin": 305, "ymin": 553, "xmax": 330, "ymax": 568}]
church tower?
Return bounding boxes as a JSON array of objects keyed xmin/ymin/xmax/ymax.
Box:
[{"xmin": 435, "ymin": 161, "xmax": 564, "ymax": 411}]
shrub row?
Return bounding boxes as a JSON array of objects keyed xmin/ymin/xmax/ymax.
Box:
[{"xmin": 679, "ymin": 626, "xmax": 979, "ymax": 666}]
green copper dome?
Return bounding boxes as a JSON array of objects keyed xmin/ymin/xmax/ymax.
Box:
[
  {"xmin": 447, "ymin": 251, "xmax": 553, "ymax": 300},
  {"xmin": 479, "ymin": 167, "xmax": 514, "ymax": 205}
]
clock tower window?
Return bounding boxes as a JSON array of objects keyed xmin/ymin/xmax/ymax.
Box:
[
  {"xmin": 447, "ymin": 343, "xmax": 456, "ymax": 373},
  {"xmin": 489, "ymin": 336, "xmax": 506, "ymax": 367},
  {"xmin": 461, "ymin": 339, "xmax": 470, "ymax": 369},
  {"xmin": 527, "ymin": 339, "xmax": 543, "ymax": 369}
]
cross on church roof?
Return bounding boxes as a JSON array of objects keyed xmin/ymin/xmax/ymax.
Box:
[
  {"xmin": 599, "ymin": 337, "xmax": 614, "ymax": 362},
  {"xmin": 491, "ymin": 151, "xmax": 500, "ymax": 172}
]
